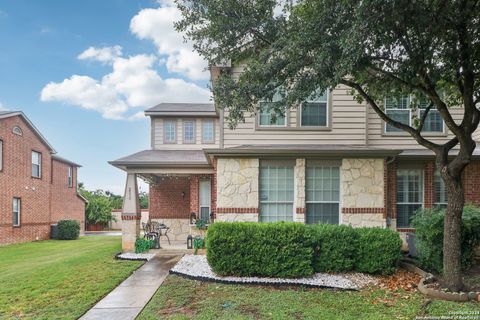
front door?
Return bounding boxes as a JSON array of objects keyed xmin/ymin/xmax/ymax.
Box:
[{"xmin": 199, "ymin": 179, "xmax": 211, "ymax": 221}]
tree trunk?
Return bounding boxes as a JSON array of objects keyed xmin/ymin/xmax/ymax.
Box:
[{"xmin": 442, "ymin": 173, "xmax": 465, "ymax": 291}]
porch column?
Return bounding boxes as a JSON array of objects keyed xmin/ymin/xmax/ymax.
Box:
[{"xmin": 121, "ymin": 172, "xmax": 141, "ymax": 252}]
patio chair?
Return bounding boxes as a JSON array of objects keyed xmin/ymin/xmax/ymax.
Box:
[{"xmin": 151, "ymin": 221, "xmax": 171, "ymax": 245}]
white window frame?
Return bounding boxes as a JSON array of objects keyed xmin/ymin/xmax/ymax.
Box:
[
  {"xmin": 13, "ymin": 197, "xmax": 21, "ymax": 227},
  {"xmin": 68, "ymin": 166, "xmax": 73, "ymax": 188},
  {"xmin": 163, "ymin": 120, "xmax": 177, "ymax": 144},
  {"xmin": 0, "ymin": 139, "xmax": 3, "ymax": 171},
  {"xmin": 201, "ymin": 119, "xmax": 215, "ymax": 144},
  {"xmin": 299, "ymin": 90, "xmax": 330, "ymax": 128},
  {"xmin": 32, "ymin": 151, "xmax": 42, "ymax": 178},
  {"xmin": 183, "ymin": 120, "xmax": 196, "ymax": 144},
  {"xmin": 384, "ymin": 95, "xmax": 444, "ymax": 134},
  {"xmin": 199, "ymin": 179, "xmax": 211, "ymax": 222},
  {"xmin": 396, "ymin": 168, "xmax": 424, "ymax": 228},
  {"xmin": 434, "ymin": 170, "xmax": 448, "ymax": 208},
  {"xmin": 305, "ymin": 162, "xmax": 341, "ymax": 224}
]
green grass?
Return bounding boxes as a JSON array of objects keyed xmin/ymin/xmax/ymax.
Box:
[
  {"xmin": 138, "ymin": 275, "xmax": 480, "ymax": 320},
  {"xmin": 0, "ymin": 236, "xmax": 143, "ymax": 320}
]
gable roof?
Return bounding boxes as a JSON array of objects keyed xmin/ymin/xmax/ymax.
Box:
[
  {"xmin": 144, "ymin": 103, "xmax": 217, "ymax": 117},
  {"xmin": 0, "ymin": 111, "xmax": 56, "ymax": 153},
  {"xmin": 52, "ymin": 154, "xmax": 82, "ymax": 167},
  {"xmin": 109, "ymin": 149, "xmax": 210, "ymax": 170}
]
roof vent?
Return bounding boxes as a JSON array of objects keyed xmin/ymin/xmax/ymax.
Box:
[{"xmin": 12, "ymin": 126, "xmax": 23, "ymax": 136}]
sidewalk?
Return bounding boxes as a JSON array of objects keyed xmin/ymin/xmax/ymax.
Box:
[{"xmin": 80, "ymin": 254, "xmax": 181, "ymax": 320}]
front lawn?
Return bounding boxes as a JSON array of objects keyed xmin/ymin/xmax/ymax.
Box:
[
  {"xmin": 138, "ymin": 275, "xmax": 479, "ymax": 320},
  {"xmin": 0, "ymin": 236, "xmax": 142, "ymax": 320}
]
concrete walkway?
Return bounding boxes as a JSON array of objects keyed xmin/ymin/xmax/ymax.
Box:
[{"xmin": 80, "ymin": 254, "xmax": 181, "ymax": 320}]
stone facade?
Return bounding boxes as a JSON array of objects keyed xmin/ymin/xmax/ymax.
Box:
[
  {"xmin": 215, "ymin": 213, "xmax": 258, "ymax": 222},
  {"xmin": 342, "ymin": 213, "xmax": 386, "ymax": 228},
  {"xmin": 216, "ymin": 158, "xmax": 259, "ymax": 210},
  {"xmin": 151, "ymin": 218, "xmax": 191, "ymax": 242}
]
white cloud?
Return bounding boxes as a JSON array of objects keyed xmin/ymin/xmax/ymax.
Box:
[
  {"xmin": 130, "ymin": 3, "xmax": 208, "ymax": 80},
  {"xmin": 0, "ymin": 102, "xmax": 8, "ymax": 111},
  {"xmin": 78, "ymin": 45, "xmax": 123, "ymax": 64},
  {"xmin": 41, "ymin": 54, "xmax": 211, "ymax": 120}
]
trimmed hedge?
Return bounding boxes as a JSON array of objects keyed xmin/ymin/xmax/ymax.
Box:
[
  {"xmin": 309, "ymin": 224, "xmax": 358, "ymax": 272},
  {"xmin": 355, "ymin": 227, "xmax": 402, "ymax": 275},
  {"xmin": 412, "ymin": 205, "xmax": 480, "ymax": 274},
  {"xmin": 135, "ymin": 238, "xmax": 154, "ymax": 253},
  {"xmin": 206, "ymin": 222, "xmax": 314, "ymax": 278},
  {"xmin": 206, "ymin": 222, "xmax": 402, "ymax": 278},
  {"xmin": 57, "ymin": 220, "xmax": 80, "ymax": 240}
]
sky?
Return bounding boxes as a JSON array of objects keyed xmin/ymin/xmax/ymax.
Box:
[{"xmin": 0, "ymin": 0, "xmax": 212, "ymax": 194}]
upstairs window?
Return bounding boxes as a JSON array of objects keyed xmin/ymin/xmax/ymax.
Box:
[
  {"xmin": 202, "ymin": 120, "xmax": 215, "ymax": 143},
  {"xmin": 12, "ymin": 126, "xmax": 22, "ymax": 136},
  {"xmin": 32, "ymin": 151, "xmax": 41, "ymax": 178},
  {"xmin": 258, "ymin": 92, "xmax": 286, "ymax": 127},
  {"xmin": 385, "ymin": 96, "xmax": 444, "ymax": 133},
  {"xmin": 13, "ymin": 198, "xmax": 21, "ymax": 227},
  {"xmin": 0, "ymin": 140, "xmax": 3, "ymax": 171},
  {"xmin": 164, "ymin": 120, "xmax": 177, "ymax": 143},
  {"xmin": 68, "ymin": 167, "xmax": 73, "ymax": 188},
  {"xmin": 300, "ymin": 90, "xmax": 329, "ymax": 127},
  {"xmin": 183, "ymin": 120, "xmax": 196, "ymax": 143}
]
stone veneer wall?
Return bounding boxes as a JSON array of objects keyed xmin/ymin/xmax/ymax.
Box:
[
  {"xmin": 216, "ymin": 158, "xmax": 259, "ymax": 222},
  {"xmin": 341, "ymin": 159, "xmax": 386, "ymax": 227}
]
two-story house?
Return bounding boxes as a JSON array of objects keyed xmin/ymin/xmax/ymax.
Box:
[
  {"xmin": 0, "ymin": 111, "xmax": 86, "ymax": 245},
  {"xmin": 110, "ymin": 65, "xmax": 480, "ymax": 252}
]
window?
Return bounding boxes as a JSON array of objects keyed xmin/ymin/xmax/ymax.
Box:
[
  {"xmin": 68, "ymin": 167, "xmax": 73, "ymax": 188},
  {"xmin": 385, "ymin": 96, "xmax": 444, "ymax": 133},
  {"xmin": 202, "ymin": 120, "xmax": 215, "ymax": 143},
  {"xmin": 259, "ymin": 160, "xmax": 294, "ymax": 222},
  {"xmin": 0, "ymin": 140, "xmax": 3, "ymax": 171},
  {"xmin": 164, "ymin": 120, "xmax": 177, "ymax": 143},
  {"xmin": 13, "ymin": 198, "xmax": 20, "ymax": 226},
  {"xmin": 306, "ymin": 163, "xmax": 340, "ymax": 224},
  {"xmin": 258, "ymin": 91, "xmax": 286, "ymax": 127},
  {"xmin": 434, "ymin": 170, "xmax": 448, "ymax": 209},
  {"xmin": 183, "ymin": 120, "xmax": 196, "ymax": 143},
  {"xmin": 199, "ymin": 179, "xmax": 211, "ymax": 222},
  {"xmin": 397, "ymin": 169, "xmax": 423, "ymax": 228},
  {"xmin": 32, "ymin": 151, "xmax": 41, "ymax": 178},
  {"xmin": 300, "ymin": 91, "xmax": 329, "ymax": 127},
  {"xmin": 12, "ymin": 126, "xmax": 22, "ymax": 136}
]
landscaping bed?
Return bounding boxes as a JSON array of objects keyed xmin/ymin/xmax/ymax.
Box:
[{"xmin": 171, "ymin": 254, "xmax": 377, "ymax": 290}]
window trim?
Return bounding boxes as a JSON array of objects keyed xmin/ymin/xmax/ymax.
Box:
[
  {"xmin": 163, "ymin": 119, "xmax": 177, "ymax": 144},
  {"xmin": 396, "ymin": 168, "xmax": 425, "ymax": 228},
  {"xmin": 182, "ymin": 119, "xmax": 196, "ymax": 144},
  {"xmin": 201, "ymin": 119, "xmax": 216, "ymax": 144},
  {"xmin": 298, "ymin": 90, "xmax": 331, "ymax": 129},
  {"xmin": 255, "ymin": 102, "xmax": 289, "ymax": 129},
  {"xmin": 13, "ymin": 197, "xmax": 21, "ymax": 227},
  {"xmin": 199, "ymin": 178, "xmax": 212, "ymax": 222},
  {"xmin": 383, "ymin": 96, "xmax": 446, "ymax": 136},
  {"xmin": 68, "ymin": 166, "xmax": 73, "ymax": 188},
  {"xmin": 31, "ymin": 150, "xmax": 42, "ymax": 179}
]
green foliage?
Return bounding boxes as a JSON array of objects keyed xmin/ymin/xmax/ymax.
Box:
[
  {"xmin": 355, "ymin": 227, "xmax": 402, "ymax": 275},
  {"xmin": 80, "ymin": 187, "xmax": 117, "ymax": 225},
  {"xmin": 195, "ymin": 219, "xmax": 208, "ymax": 230},
  {"xmin": 135, "ymin": 238, "xmax": 154, "ymax": 254},
  {"xmin": 193, "ymin": 236, "xmax": 206, "ymax": 255},
  {"xmin": 412, "ymin": 205, "xmax": 480, "ymax": 274},
  {"xmin": 308, "ymin": 224, "xmax": 358, "ymax": 272},
  {"xmin": 57, "ymin": 220, "xmax": 80, "ymax": 240},
  {"xmin": 206, "ymin": 222, "xmax": 314, "ymax": 278}
]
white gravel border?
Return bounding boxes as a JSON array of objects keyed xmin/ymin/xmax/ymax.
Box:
[
  {"xmin": 116, "ymin": 252, "xmax": 156, "ymax": 261},
  {"xmin": 170, "ymin": 255, "xmax": 378, "ymax": 290}
]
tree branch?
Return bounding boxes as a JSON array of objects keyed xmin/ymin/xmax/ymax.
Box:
[{"xmin": 417, "ymin": 102, "xmax": 434, "ymax": 132}]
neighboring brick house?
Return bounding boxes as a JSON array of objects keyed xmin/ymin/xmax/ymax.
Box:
[
  {"xmin": 0, "ymin": 111, "xmax": 86, "ymax": 245},
  {"xmin": 110, "ymin": 65, "xmax": 480, "ymax": 252}
]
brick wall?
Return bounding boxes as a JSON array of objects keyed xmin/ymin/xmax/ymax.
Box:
[
  {"xmin": 463, "ymin": 161, "xmax": 480, "ymax": 205},
  {"xmin": 149, "ymin": 177, "xmax": 191, "ymax": 219},
  {"xmin": 50, "ymin": 159, "xmax": 85, "ymax": 233},
  {"xmin": 0, "ymin": 115, "xmax": 84, "ymax": 245}
]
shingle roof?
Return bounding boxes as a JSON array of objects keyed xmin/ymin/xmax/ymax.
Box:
[
  {"xmin": 144, "ymin": 103, "xmax": 217, "ymax": 117},
  {"xmin": 52, "ymin": 154, "xmax": 82, "ymax": 167},
  {"xmin": 109, "ymin": 149, "xmax": 210, "ymax": 168}
]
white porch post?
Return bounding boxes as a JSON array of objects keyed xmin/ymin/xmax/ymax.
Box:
[{"xmin": 121, "ymin": 172, "xmax": 141, "ymax": 252}]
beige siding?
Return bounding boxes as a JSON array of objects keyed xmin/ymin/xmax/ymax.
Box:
[
  {"xmin": 367, "ymin": 106, "xmax": 464, "ymax": 149},
  {"xmin": 152, "ymin": 117, "xmax": 220, "ymax": 150}
]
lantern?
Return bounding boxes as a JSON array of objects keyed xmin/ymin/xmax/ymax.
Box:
[
  {"xmin": 190, "ymin": 212, "xmax": 197, "ymax": 225},
  {"xmin": 187, "ymin": 235, "xmax": 193, "ymax": 249}
]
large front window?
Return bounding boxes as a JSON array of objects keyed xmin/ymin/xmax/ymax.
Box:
[
  {"xmin": 397, "ymin": 168, "xmax": 423, "ymax": 228},
  {"xmin": 306, "ymin": 162, "xmax": 340, "ymax": 224},
  {"xmin": 259, "ymin": 160, "xmax": 294, "ymax": 222},
  {"xmin": 385, "ymin": 96, "xmax": 444, "ymax": 133}
]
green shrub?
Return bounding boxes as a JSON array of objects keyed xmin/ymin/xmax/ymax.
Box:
[
  {"xmin": 355, "ymin": 227, "xmax": 402, "ymax": 275},
  {"xmin": 412, "ymin": 205, "xmax": 480, "ymax": 274},
  {"xmin": 135, "ymin": 238, "xmax": 154, "ymax": 253},
  {"xmin": 309, "ymin": 224, "xmax": 358, "ymax": 272},
  {"xmin": 206, "ymin": 222, "xmax": 314, "ymax": 278},
  {"xmin": 193, "ymin": 236, "xmax": 206, "ymax": 255},
  {"xmin": 57, "ymin": 220, "xmax": 80, "ymax": 240}
]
